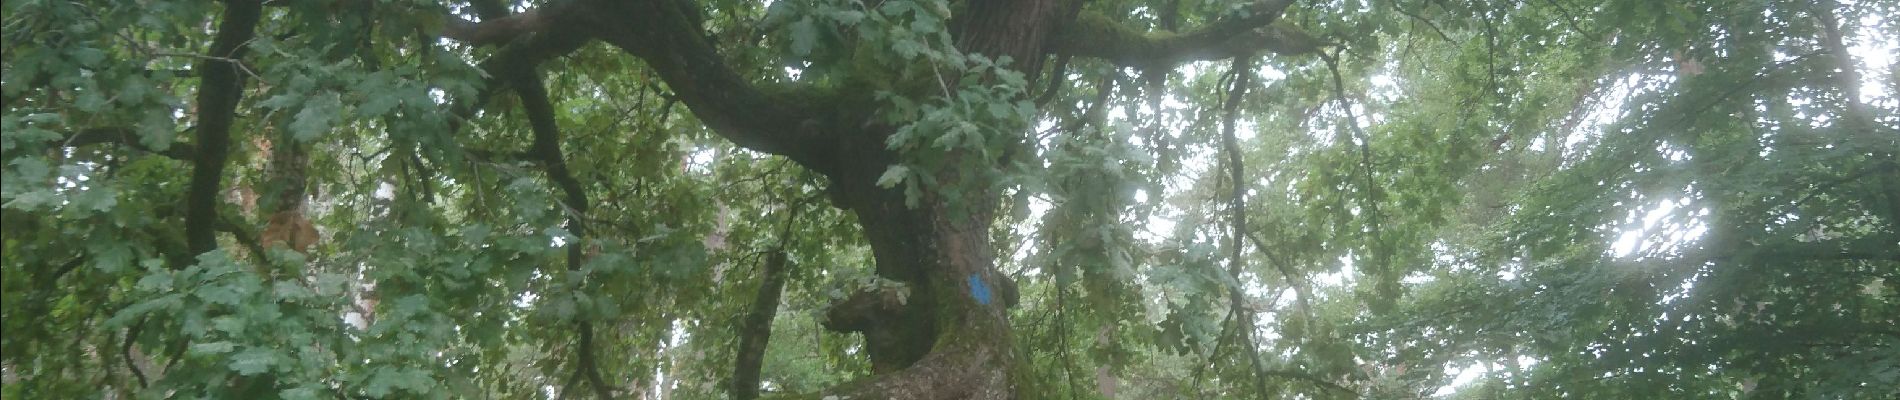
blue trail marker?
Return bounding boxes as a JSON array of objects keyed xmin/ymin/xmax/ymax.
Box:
[{"xmin": 968, "ymin": 273, "xmax": 992, "ymax": 305}]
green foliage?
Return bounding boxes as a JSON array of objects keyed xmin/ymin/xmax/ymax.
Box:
[{"xmin": 4, "ymin": 0, "xmax": 1896, "ymax": 398}]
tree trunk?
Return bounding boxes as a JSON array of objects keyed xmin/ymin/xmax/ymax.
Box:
[
  {"xmin": 821, "ymin": 154, "xmax": 1021, "ymax": 398},
  {"xmin": 732, "ymin": 250, "xmax": 790, "ymax": 400},
  {"xmin": 795, "ymin": 1, "xmax": 1074, "ymax": 397},
  {"xmin": 795, "ymin": 1, "xmax": 1074, "ymax": 398}
]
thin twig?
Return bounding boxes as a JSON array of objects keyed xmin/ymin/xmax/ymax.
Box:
[
  {"xmin": 1395, "ymin": 1, "xmax": 1453, "ymax": 42},
  {"xmin": 122, "ymin": 317, "xmax": 149, "ymax": 388},
  {"xmin": 154, "ymin": 52, "xmax": 265, "ymax": 84}
]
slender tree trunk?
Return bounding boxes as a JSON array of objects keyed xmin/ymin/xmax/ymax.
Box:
[
  {"xmin": 732, "ymin": 250, "xmax": 789, "ymax": 400},
  {"xmin": 185, "ymin": 0, "xmax": 262, "ymax": 257}
]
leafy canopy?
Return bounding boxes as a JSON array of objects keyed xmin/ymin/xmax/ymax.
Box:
[{"xmin": 2, "ymin": 0, "xmax": 1896, "ymax": 398}]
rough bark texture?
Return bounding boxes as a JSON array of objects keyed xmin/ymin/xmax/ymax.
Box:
[
  {"xmin": 257, "ymin": 132, "xmax": 316, "ymax": 254},
  {"xmin": 954, "ymin": 0, "xmax": 1070, "ymax": 74},
  {"xmin": 821, "ymin": 176, "xmax": 1018, "ymax": 398}
]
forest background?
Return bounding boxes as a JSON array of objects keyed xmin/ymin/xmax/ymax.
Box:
[{"xmin": 2, "ymin": 0, "xmax": 1896, "ymax": 398}]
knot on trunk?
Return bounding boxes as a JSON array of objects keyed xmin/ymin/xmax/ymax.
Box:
[{"xmin": 822, "ymin": 286, "xmax": 909, "ymax": 333}]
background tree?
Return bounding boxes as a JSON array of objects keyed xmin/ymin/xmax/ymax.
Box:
[{"xmin": 2, "ymin": 0, "xmax": 1894, "ymax": 399}]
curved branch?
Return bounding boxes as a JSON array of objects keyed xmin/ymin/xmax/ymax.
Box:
[
  {"xmin": 517, "ymin": 73, "xmax": 589, "ymax": 228},
  {"xmin": 434, "ymin": 0, "xmax": 592, "ymax": 148},
  {"xmin": 442, "ymin": 0, "xmax": 567, "ymax": 46},
  {"xmin": 506, "ymin": 30, "xmax": 619, "ymax": 400},
  {"xmin": 1394, "ymin": 2, "xmax": 1454, "ymax": 42},
  {"xmin": 1052, "ymin": 0, "xmax": 1321, "ymax": 68},
  {"xmin": 123, "ymin": 317, "xmax": 149, "ymax": 388},
  {"xmin": 219, "ymin": 213, "xmax": 270, "ymax": 265},
  {"xmin": 520, "ymin": 68, "xmax": 616, "ymax": 400},
  {"xmin": 439, "ymin": 28, "xmax": 592, "ymax": 164},
  {"xmin": 1217, "ymin": 54, "xmax": 1272, "ymax": 396},
  {"xmin": 578, "ymin": 0, "xmax": 840, "ymax": 172},
  {"xmin": 460, "ymin": 2, "xmax": 617, "ymax": 397}
]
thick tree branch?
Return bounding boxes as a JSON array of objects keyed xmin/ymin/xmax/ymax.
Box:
[
  {"xmin": 434, "ymin": 0, "xmax": 591, "ymax": 152},
  {"xmin": 578, "ymin": 0, "xmax": 839, "ymax": 172},
  {"xmin": 518, "ymin": 77, "xmax": 589, "ymax": 230},
  {"xmin": 442, "ymin": 6, "xmax": 550, "ymax": 46},
  {"xmin": 821, "ymin": 285, "xmax": 908, "ymax": 334},
  {"xmin": 438, "ymin": 29, "xmax": 592, "ymax": 169},
  {"xmin": 1176, "ymin": 0, "xmax": 1301, "ymax": 48},
  {"xmin": 483, "ymin": 27, "xmax": 595, "ymax": 82},
  {"xmin": 186, "ymin": 0, "xmax": 263, "ymax": 257},
  {"xmin": 1052, "ymin": 0, "xmax": 1321, "ymax": 68},
  {"xmin": 953, "ymin": 0, "xmax": 1072, "ymax": 76}
]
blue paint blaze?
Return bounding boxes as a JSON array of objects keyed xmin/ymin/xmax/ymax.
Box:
[{"xmin": 968, "ymin": 273, "xmax": 992, "ymax": 305}]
